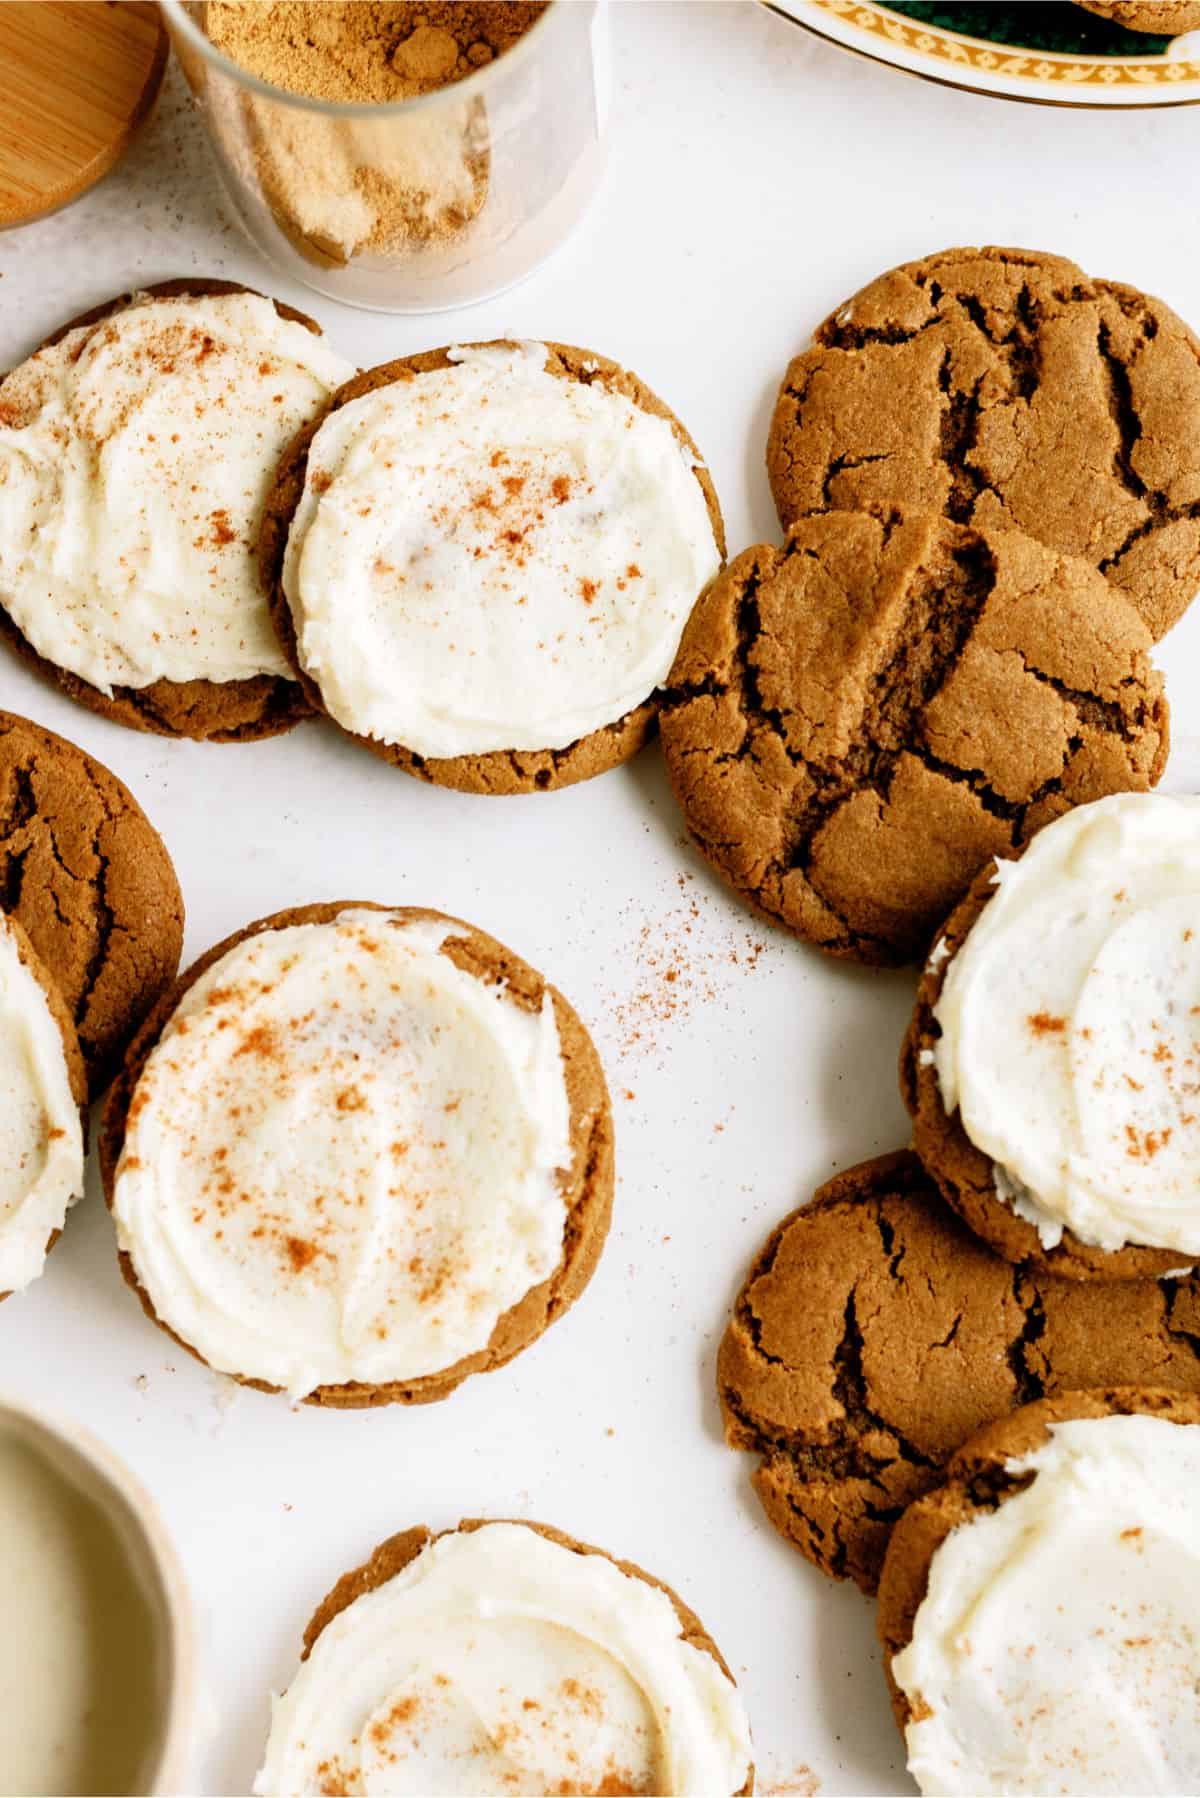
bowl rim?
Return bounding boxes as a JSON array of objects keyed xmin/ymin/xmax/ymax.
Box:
[{"xmin": 0, "ymin": 1390, "xmax": 195, "ymax": 1797}]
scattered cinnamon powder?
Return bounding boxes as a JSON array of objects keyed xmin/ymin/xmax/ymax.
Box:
[
  {"xmin": 762, "ymin": 1769, "xmax": 821, "ymax": 1798},
  {"xmin": 233, "ymin": 1021, "xmax": 281, "ymax": 1060},
  {"xmin": 369, "ymin": 1693, "xmax": 421, "ymax": 1744},
  {"xmin": 285, "ymin": 1234, "xmax": 318, "ymax": 1272},
  {"xmin": 608, "ymin": 872, "xmax": 773, "ymax": 1064},
  {"xmin": 1027, "ymin": 1012, "xmax": 1066, "ymax": 1037}
]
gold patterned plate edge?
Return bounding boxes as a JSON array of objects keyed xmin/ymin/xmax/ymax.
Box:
[{"xmin": 764, "ymin": 0, "xmax": 1200, "ymax": 107}]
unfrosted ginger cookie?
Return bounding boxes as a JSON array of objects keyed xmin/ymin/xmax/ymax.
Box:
[
  {"xmin": 905, "ymin": 793, "xmax": 1200, "ymax": 1281},
  {"xmin": 660, "ymin": 510, "xmax": 1167, "ymax": 965},
  {"xmin": 101, "ymin": 903, "xmax": 613, "ymax": 1405},
  {"xmin": 261, "ymin": 340, "xmax": 725, "ymax": 792},
  {"xmin": 1077, "ymin": 2, "xmax": 1200, "ymax": 31},
  {"xmin": 0, "ymin": 710, "xmax": 184, "ymax": 1093},
  {"xmin": 0, "ymin": 281, "xmax": 353, "ymax": 740},
  {"xmin": 767, "ymin": 245, "xmax": 1200, "ymax": 640},
  {"xmin": 878, "ymin": 1390, "xmax": 1200, "ymax": 1796},
  {"xmin": 719, "ymin": 1151, "xmax": 1200, "ymax": 1594},
  {"xmin": 254, "ymin": 1518, "xmax": 755, "ymax": 1797},
  {"xmin": 0, "ymin": 912, "xmax": 86, "ymax": 1300}
]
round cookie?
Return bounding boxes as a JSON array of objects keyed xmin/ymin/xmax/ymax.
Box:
[
  {"xmin": 661, "ymin": 509, "xmax": 1167, "ymax": 965},
  {"xmin": 718, "ymin": 1151, "xmax": 1200, "ymax": 1594},
  {"xmin": 766, "ymin": 246, "xmax": 1200, "ymax": 641},
  {"xmin": 1077, "ymin": 1, "xmax": 1200, "ymax": 30},
  {"xmin": 0, "ymin": 911, "xmax": 88, "ymax": 1301},
  {"xmin": 260, "ymin": 341, "xmax": 725, "ymax": 794},
  {"xmin": 100, "ymin": 902, "xmax": 614, "ymax": 1408},
  {"xmin": 877, "ymin": 1388, "xmax": 1200, "ymax": 1792},
  {"xmin": 0, "ymin": 279, "xmax": 351, "ymax": 741},
  {"xmin": 0, "ymin": 710, "xmax": 183, "ymax": 1094},
  {"xmin": 257, "ymin": 1517, "xmax": 754, "ymax": 1797},
  {"xmin": 903, "ymin": 814, "xmax": 1197, "ymax": 1282}
]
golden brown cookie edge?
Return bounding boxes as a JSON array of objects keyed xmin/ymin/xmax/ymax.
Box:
[
  {"xmin": 0, "ymin": 278, "xmax": 326, "ymax": 742},
  {"xmin": 297, "ymin": 1515, "xmax": 754, "ymax": 1794},
  {"xmin": 99, "ymin": 900, "xmax": 614, "ymax": 1407},
  {"xmin": 260, "ymin": 341, "xmax": 726, "ymax": 794},
  {"xmin": 905, "ymin": 858, "xmax": 1192, "ymax": 1282},
  {"xmin": 876, "ymin": 1386, "xmax": 1200, "ymax": 1741},
  {"xmin": 0, "ymin": 708, "xmax": 185, "ymax": 1093}
]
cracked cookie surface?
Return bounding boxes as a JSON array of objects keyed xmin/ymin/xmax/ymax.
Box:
[
  {"xmin": 767, "ymin": 246, "xmax": 1200, "ymax": 641},
  {"xmin": 261, "ymin": 342, "xmax": 725, "ymax": 796},
  {"xmin": 1077, "ymin": 1, "xmax": 1200, "ymax": 30},
  {"xmin": 718, "ymin": 1152, "xmax": 1200, "ymax": 1594},
  {"xmin": 660, "ymin": 510, "xmax": 1167, "ymax": 965},
  {"xmin": 0, "ymin": 711, "xmax": 183, "ymax": 1095},
  {"xmin": 902, "ymin": 860, "xmax": 1187, "ymax": 1282}
]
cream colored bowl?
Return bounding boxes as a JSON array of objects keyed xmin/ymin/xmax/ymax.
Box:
[{"xmin": 0, "ymin": 1395, "xmax": 193, "ymax": 1797}]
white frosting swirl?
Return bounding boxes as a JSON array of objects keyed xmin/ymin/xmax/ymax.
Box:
[
  {"xmin": 893, "ymin": 1413, "xmax": 1200, "ymax": 1796},
  {"xmin": 0, "ymin": 290, "xmax": 352, "ymax": 690},
  {"xmin": 281, "ymin": 342, "xmax": 721, "ymax": 758},
  {"xmin": 933, "ymin": 794, "xmax": 1200, "ymax": 1254},
  {"xmin": 254, "ymin": 1521, "xmax": 754, "ymax": 1797},
  {"xmin": 111, "ymin": 910, "xmax": 573, "ymax": 1398},
  {"xmin": 0, "ymin": 917, "xmax": 84, "ymax": 1294}
]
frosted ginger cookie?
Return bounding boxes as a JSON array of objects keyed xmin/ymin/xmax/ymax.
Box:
[
  {"xmin": 101, "ymin": 903, "xmax": 613, "ymax": 1406},
  {"xmin": 254, "ymin": 1518, "xmax": 755, "ymax": 1797},
  {"xmin": 1078, "ymin": 1, "xmax": 1200, "ymax": 30},
  {"xmin": 0, "ymin": 912, "xmax": 86, "ymax": 1300},
  {"xmin": 718, "ymin": 1151, "xmax": 1200, "ymax": 1594},
  {"xmin": 766, "ymin": 246, "xmax": 1200, "ymax": 640},
  {"xmin": 660, "ymin": 510, "xmax": 1167, "ymax": 965},
  {"xmin": 0, "ymin": 281, "xmax": 353, "ymax": 740},
  {"xmin": 0, "ymin": 711, "xmax": 183, "ymax": 1093},
  {"xmin": 905, "ymin": 795, "xmax": 1200, "ymax": 1282},
  {"xmin": 878, "ymin": 1390, "xmax": 1200, "ymax": 1796},
  {"xmin": 260, "ymin": 341, "xmax": 725, "ymax": 793}
]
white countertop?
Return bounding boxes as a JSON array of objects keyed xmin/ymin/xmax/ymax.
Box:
[{"xmin": 2, "ymin": 5, "xmax": 1199, "ymax": 1793}]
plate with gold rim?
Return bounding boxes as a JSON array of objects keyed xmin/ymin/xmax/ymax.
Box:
[{"xmin": 766, "ymin": 0, "xmax": 1200, "ymax": 106}]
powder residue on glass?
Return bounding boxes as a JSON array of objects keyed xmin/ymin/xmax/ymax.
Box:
[{"xmin": 203, "ymin": 2, "xmax": 549, "ymax": 267}]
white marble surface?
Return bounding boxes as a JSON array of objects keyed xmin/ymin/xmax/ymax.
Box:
[{"xmin": 0, "ymin": 5, "xmax": 1198, "ymax": 1794}]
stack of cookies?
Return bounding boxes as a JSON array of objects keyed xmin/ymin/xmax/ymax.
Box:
[{"xmin": 708, "ymin": 247, "xmax": 1200, "ymax": 1798}]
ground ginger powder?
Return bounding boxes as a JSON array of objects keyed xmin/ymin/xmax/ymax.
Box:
[{"xmin": 203, "ymin": 3, "xmax": 549, "ymax": 265}]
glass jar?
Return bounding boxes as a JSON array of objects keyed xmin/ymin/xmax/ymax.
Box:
[{"xmin": 160, "ymin": 2, "xmax": 607, "ymax": 313}]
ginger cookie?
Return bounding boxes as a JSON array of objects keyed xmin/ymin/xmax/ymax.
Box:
[
  {"xmin": 0, "ymin": 710, "xmax": 183, "ymax": 1094},
  {"xmin": 718, "ymin": 1151, "xmax": 1200, "ymax": 1595},
  {"xmin": 0, "ymin": 280, "xmax": 353, "ymax": 741},
  {"xmin": 660, "ymin": 510, "xmax": 1167, "ymax": 965},
  {"xmin": 101, "ymin": 902, "xmax": 613, "ymax": 1407},
  {"xmin": 766, "ymin": 246, "xmax": 1200, "ymax": 641},
  {"xmin": 260, "ymin": 340, "xmax": 724, "ymax": 794},
  {"xmin": 1077, "ymin": 1, "xmax": 1200, "ymax": 29},
  {"xmin": 0, "ymin": 910, "xmax": 87, "ymax": 1300},
  {"xmin": 877, "ymin": 1390, "xmax": 1200, "ymax": 1795},
  {"xmin": 905, "ymin": 793, "xmax": 1200, "ymax": 1282},
  {"xmin": 254, "ymin": 1517, "xmax": 755, "ymax": 1797}
]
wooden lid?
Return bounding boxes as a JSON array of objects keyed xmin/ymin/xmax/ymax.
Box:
[{"xmin": 0, "ymin": 2, "xmax": 168, "ymax": 229}]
